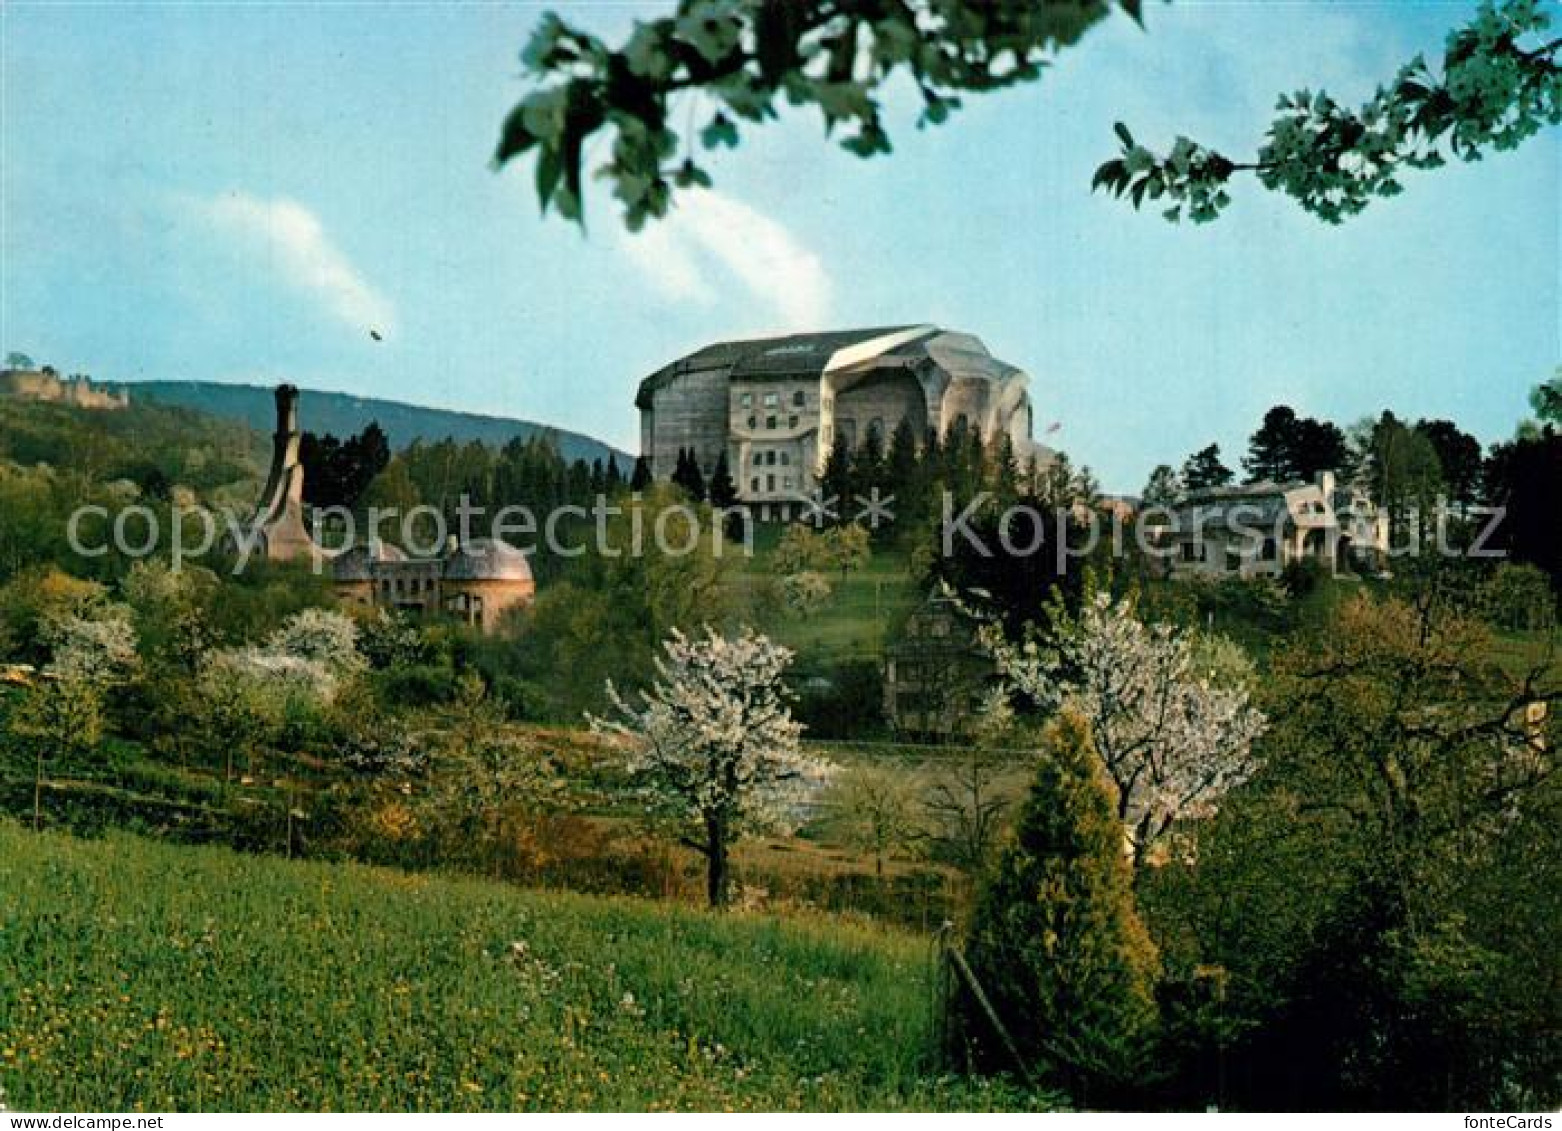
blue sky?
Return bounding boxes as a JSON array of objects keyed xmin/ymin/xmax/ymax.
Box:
[{"xmin": 1, "ymin": 1, "xmax": 1556, "ymax": 492}]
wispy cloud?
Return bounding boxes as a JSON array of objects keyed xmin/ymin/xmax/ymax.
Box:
[
  {"xmin": 207, "ymin": 192, "xmax": 395, "ymax": 333},
  {"xmin": 618, "ymin": 189, "xmax": 833, "ymax": 329}
]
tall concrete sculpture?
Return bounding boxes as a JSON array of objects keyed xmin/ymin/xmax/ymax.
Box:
[{"xmin": 246, "ymin": 384, "xmax": 315, "ymax": 561}]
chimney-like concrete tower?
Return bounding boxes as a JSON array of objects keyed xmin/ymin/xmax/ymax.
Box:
[{"xmin": 245, "ymin": 383, "xmax": 314, "ymax": 561}]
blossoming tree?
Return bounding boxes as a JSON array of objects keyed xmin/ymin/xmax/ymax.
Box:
[
  {"xmin": 981, "ymin": 590, "xmax": 1267, "ymax": 866},
  {"xmin": 593, "ymin": 626, "xmax": 827, "ymax": 907}
]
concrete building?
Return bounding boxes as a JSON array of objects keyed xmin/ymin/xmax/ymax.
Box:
[
  {"xmin": 1156, "ymin": 470, "xmax": 1388, "ymax": 579},
  {"xmin": 331, "ymin": 537, "xmax": 535, "ymax": 634},
  {"xmin": 635, "ymin": 326, "xmax": 1039, "ymax": 519},
  {"xmin": 241, "ymin": 384, "xmax": 316, "ymax": 562}
]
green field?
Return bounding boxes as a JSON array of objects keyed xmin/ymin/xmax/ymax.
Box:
[
  {"xmin": 0, "ymin": 823, "xmax": 1046, "ymax": 1112},
  {"xmin": 738, "ymin": 532, "xmax": 922, "ymax": 666}
]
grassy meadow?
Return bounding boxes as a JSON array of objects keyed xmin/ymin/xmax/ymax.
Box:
[{"xmin": 0, "ymin": 822, "xmax": 1047, "ymax": 1112}]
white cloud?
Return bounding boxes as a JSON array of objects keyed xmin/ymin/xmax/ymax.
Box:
[
  {"xmin": 207, "ymin": 192, "xmax": 395, "ymax": 333},
  {"xmin": 618, "ymin": 189, "xmax": 833, "ymax": 330}
]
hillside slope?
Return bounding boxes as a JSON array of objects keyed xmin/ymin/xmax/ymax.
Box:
[
  {"xmin": 117, "ymin": 380, "xmax": 629, "ymax": 467},
  {"xmin": 0, "ymin": 824, "xmax": 1044, "ymax": 1112}
]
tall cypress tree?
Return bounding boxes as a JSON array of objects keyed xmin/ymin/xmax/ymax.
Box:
[
  {"xmin": 707, "ymin": 450, "xmax": 738, "ymax": 508},
  {"xmin": 630, "ymin": 455, "xmax": 653, "ymax": 492},
  {"xmin": 821, "ymin": 439, "xmax": 854, "ymax": 521},
  {"xmin": 960, "ymin": 711, "xmax": 1161, "ymax": 1102}
]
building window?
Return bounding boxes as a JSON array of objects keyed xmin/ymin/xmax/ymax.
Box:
[
  {"xmin": 763, "ymin": 392, "xmax": 779, "ymax": 408},
  {"xmin": 751, "ymin": 477, "xmax": 760, "ymax": 492},
  {"xmin": 767, "ymin": 473, "xmax": 775, "ymax": 491},
  {"xmin": 752, "ymin": 451, "xmax": 762, "ymax": 466},
  {"xmin": 747, "ymin": 414, "xmax": 757, "ymax": 430},
  {"xmin": 788, "ymin": 415, "xmax": 798, "ymax": 429},
  {"xmin": 779, "ymin": 451, "xmax": 790, "ymax": 466},
  {"xmin": 782, "ymin": 476, "xmax": 793, "ymax": 490},
  {"xmin": 793, "ymin": 390, "xmax": 805, "ymax": 407},
  {"xmin": 766, "ymin": 415, "xmax": 777, "ymax": 430},
  {"xmin": 740, "ymin": 392, "xmax": 753, "ymax": 408}
]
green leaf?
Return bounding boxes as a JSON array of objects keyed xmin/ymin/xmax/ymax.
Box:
[
  {"xmin": 701, "ymin": 112, "xmax": 740, "ymax": 149},
  {"xmin": 1114, "ymin": 121, "xmax": 1135, "ymax": 149}
]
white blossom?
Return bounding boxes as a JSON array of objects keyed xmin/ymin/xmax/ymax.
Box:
[
  {"xmin": 200, "ymin": 646, "xmax": 338, "ymax": 717},
  {"xmin": 982, "ymin": 590, "xmax": 1267, "ymax": 864},
  {"xmin": 265, "ymin": 608, "xmax": 365, "ymax": 675},
  {"xmin": 591, "ymin": 626, "xmax": 830, "ymax": 903},
  {"xmin": 42, "ymin": 605, "xmax": 139, "ymax": 686}
]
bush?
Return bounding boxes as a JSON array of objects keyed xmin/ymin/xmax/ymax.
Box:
[
  {"xmin": 956, "ymin": 711, "xmax": 1160, "ymax": 1104},
  {"xmin": 372, "ymin": 664, "xmax": 459, "ymax": 708},
  {"xmin": 1479, "ymin": 562, "xmax": 1557, "ymax": 632}
]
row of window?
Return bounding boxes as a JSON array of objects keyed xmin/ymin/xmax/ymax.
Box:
[
  {"xmin": 379, "ymin": 575, "xmax": 437, "ymax": 596},
  {"xmin": 744, "ymin": 413, "xmax": 800, "ymax": 431},
  {"xmin": 751, "ymin": 449, "xmax": 790, "ymax": 467},
  {"xmin": 750, "ymin": 474, "xmax": 795, "ymax": 493},
  {"xmin": 739, "ymin": 390, "xmax": 807, "ymax": 409}
]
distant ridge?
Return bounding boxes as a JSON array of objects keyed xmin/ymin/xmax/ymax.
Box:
[{"xmin": 115, "ymin": 381, "xmax": 630, "ymax": 467}]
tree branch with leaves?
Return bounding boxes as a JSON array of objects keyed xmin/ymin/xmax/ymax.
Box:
[
  {"xmin": 1095, "ymin": 0, "xmax": 1561, "ymax": 223},
  {"xmin": 494, "ymin": 0, "xmax": 1139, "ymax": 228}
]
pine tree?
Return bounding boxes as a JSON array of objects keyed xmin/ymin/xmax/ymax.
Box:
[
  {"xmin": 851, "ymin": 422, "xmax": 887, "ymax": 498},
  {"xmin": 708, "ymin": 450, "xmax": 738, "ymax": 509},
  {"xmin": 960, "ymin": 711, "xmax": 1161, "ymax": 1102},
  {"xmin": 1139, "ymin": 464, "xmax": 1181, "ymax": 507},
  {"xmin": 604, "ymin": 453, "xmax": 624, "ymax": 494},
  {"xmin": 992, "ymin": 432, "xmax": 1024, "ymax": 506},
  {"xmin": 630, "ymin": 455, "xmax": 653, "ymax": 492},
  {"xmin": 1180, "ymin": 443, "xmax": 1234, "ymax": 491},
  {"xmin": 887, "ymin": 418, "xmax": 923, "ymax": 528},
  {"xmin": 821, "ymin": 440, "xmax": 853, "ymax": 521}
]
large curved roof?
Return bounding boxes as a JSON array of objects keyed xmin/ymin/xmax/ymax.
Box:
[
  {"xmin": 441, "ymin": 538, "xmax": 533, "ymax": 583},
  {"xmin": 633, "ymin": 325, "xmax": 1025, "ymax": 408}
]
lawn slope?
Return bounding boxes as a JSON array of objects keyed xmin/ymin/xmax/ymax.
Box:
[{"xmin": 0, "ymin": 824, "xmax": 1037, "ymax": 1111}]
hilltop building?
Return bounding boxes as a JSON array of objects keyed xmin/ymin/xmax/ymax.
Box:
[
  {"xmin": 635, "ymin": 326, "xmax": 1042, "ymax": 520},
  {"xmin": 1156, "ymin": 470, "xmax": 1388, "ymax": 579},
  {"xmin": 331, "ymin": 537, "xmax": 535, "ymax": 633},
  {"xmin": 0, "ymin": 366, "xmax": 129, "ymax": 410}
]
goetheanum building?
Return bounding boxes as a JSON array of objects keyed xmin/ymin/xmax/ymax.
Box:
[{"xmin": 635, "ymin": 326, "xmax": 1039, "ymax": 519}]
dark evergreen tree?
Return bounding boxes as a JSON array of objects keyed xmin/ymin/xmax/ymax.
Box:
[
  {"xmin": 630, "ymin": 454, "xmax": 653, "ymax": 492},
  {"xmin": 299, "ymin": 421, "xmax": 392, "ymax": 510},
  {"xmin": 1244, "ymin": 406, "xmax": 1346, "ymax": 483},
  {"xmin": 820, "ymin": 439, "xmax": 854, "ymax": 519},
  {"xmin": 1181, "ymin": 444, "xmax": 1234, "ymax": 491},
  {"xmin": 1415, "ymin": 418, "xmax": 1482, "ymax": 506},
  {"xmin": 1243, "ymin": 405, "xmax": 1301, "ymax": 482},
  {"xmin": 851, "ymin": 421, "xmax": 888, "ymax": 497},
  {"xmin": 1140, "ymin": 464, "xmax": 1182, "ymax": 507},
  {"xmin": 1483, "ymin": 425, "xmax": 1562, "ymax": 596},
  {"xmin": 707, "ymin": 450, "xmax": 738, "ymax": 509},
  {"xmin": 604, "ymin": 453, "xmax": 624, "ymax": 494},
  {"xmin": 960, "ymin": 711, "xmax": 1160, "ymax": 1101},
  {"xmin": 886, "ymin": 418, "xmax": 924, "ymax": 530}
]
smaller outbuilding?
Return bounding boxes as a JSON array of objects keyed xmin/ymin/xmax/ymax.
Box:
[{"xmin": 331, "ymin": 536, "xmax": 535, "ymax": 634}]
